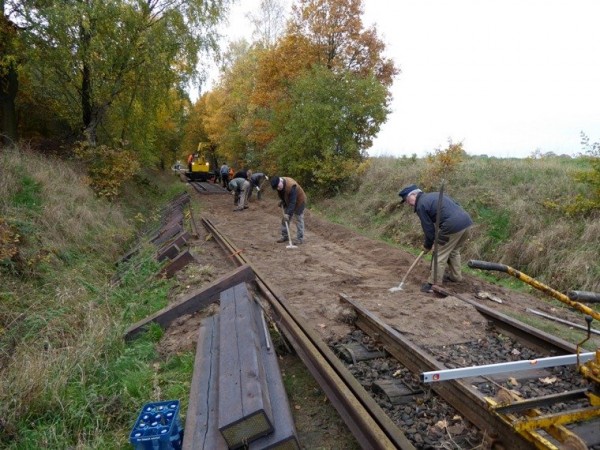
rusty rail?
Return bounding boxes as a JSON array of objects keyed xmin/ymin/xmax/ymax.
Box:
[{"xmin": 201, "ymin": 216, "xmax": 415, "ymax": 450}]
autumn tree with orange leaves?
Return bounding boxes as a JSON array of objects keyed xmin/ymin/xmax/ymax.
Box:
[{"xmin": 192, "ymin": 0, "xmax": 397, "ymax": 193}]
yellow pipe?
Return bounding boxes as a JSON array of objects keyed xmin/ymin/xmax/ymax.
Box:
[{"xmin": 468, "ymin": 260, "xmax": 600, "ymax": 322}]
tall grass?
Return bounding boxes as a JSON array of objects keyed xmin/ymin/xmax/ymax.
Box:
[
  {"xmin": 314, "ymin": 154, "xmax": 600, "ymax": 293},
  {"xmin": 0, "ymin": 147, "xmax": 191, "ymax": 448}
]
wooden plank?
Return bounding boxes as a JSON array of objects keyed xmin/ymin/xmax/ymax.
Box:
[
  {"xmin": 156, "ymin": 243, "xmax": 181, "ymax": 262},
  {"xmin": 152, "ymin": 223, "xmax": 184, "ymax": 246},
  {"xmin": 248, "ymin": 300, "xmax": 300, "ymax": 450},
  {"xmin": 218, "ymin": 284, "xmax": 273, "ymax": 449},
  {"xmin": 123, "ymin": 264, "xmax": 255, "ymax": 341},
  {"xmin": 182, "ymin": 315, "xmax": 228, "ymax": 450},
  {"xmin": 160, "ymin": 249, "xmax": 197, "ymax": 278}
]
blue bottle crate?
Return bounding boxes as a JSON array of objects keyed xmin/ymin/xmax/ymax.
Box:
[{"xmin": 130, "ymin": 400, "xmax": 183, "ymax": 450}]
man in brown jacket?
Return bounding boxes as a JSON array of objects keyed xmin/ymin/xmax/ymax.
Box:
[{"xmin": 270, "ymin": 176, "xmax": 307, "ymax": 245}]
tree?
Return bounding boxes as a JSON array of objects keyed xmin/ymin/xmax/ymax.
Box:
[
  {"xmin": 248, "ymin": 0, "xmax": 289, "ymax": 49},
  {"xmin": 269, "ymin": 64, "xmax": 389, "ymax": 191},
  {"xmin": 15, "ymin": 0, "xmax": 230, "ymax": 147},
  {"xmin": 288, "ymin": 0, "xmax": 396, "ymax": 86},
  {"xmin": 0, "ymin": 0, "xmax": 21, "ymax": 145}
]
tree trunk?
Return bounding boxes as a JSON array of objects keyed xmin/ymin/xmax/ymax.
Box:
[
  {"xmin": 0, "ymin": 62, "xmax": 18, "ymax": 146},
  {"xmin": 1, "ymin": 1, "xmax": 19, "ymax": 146}
]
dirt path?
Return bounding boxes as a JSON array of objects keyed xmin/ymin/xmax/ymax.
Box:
[
  {"xmin": 165, "ymin": 186, "xmax": 593, "ymax": 352},
  {"xmin": 158, "ymin": 184, "xmax": 597, "ymax": 448}
]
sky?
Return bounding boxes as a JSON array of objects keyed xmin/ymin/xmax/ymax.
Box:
[{"xmin": 206, "ymin": 0, "xmax": 600, "ymax": 158}]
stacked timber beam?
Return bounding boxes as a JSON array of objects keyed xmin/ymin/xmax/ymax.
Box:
[
  {"xmin": 113, "ymin": 191, "xmax": 197, "ymax": 283},
  {"xmin": 183, "ymin": 283, "xmax": 299, "ymax": 449},
  {"xmin": 123, "ymin": 264, "xmax": 299, "ymax": 448}
]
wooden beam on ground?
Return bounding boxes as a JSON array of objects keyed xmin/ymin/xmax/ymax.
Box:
[
  {"xmin": 182, "ymin": 315, "xmax": 228, "ymax": 450},
  {"xmin": 218, "ymin": 284, "xmax": 273, "ymax": 448},
  {"xmin": 156, "ymin": 243, "xmax": 181, "ymax": 262},
  {"xmin": 159, "ymin": 249, "xmax": 197, "ymax": 278},
  {"xmin": 248, "ymin": 298, "xmax": 300, "ymax": 449},
  {"xmin": 152, "ymin": 223, "xmax": 184, "ymax": 246},
  {"xmin": 123, "ymin": 264, "xmax": 255, "ymax": 341}
]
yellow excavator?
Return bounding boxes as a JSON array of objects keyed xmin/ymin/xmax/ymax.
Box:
[{"xmin": 185, "ymin": 142, "xmax": 214, "ymax": 182}]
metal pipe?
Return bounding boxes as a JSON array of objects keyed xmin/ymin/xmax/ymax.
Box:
[{"xmin": 467, "ymin": 260, "xmax": 600, "ymax": 322}]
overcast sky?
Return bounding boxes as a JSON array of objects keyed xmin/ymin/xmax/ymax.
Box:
[{"xmin": 209, "ymin": 0, "xmax": 600, "ymax": 158}]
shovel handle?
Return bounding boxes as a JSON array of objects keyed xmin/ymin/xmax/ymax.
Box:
[{"xmin": 399, "ymin": 250, "xmax": 426, "ymax": 285}]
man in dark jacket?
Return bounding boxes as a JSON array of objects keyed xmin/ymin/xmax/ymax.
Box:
[
  {"xmin": 248, "ymin": 172, "xmax": 268, "ymax": 200},
  {"xmin": 270, "ymin": 176, "xmax": 307, "ymax": 245},
  {"xmin": 398, "ymin": 184, "xmax": 473, "ymax": 293}
]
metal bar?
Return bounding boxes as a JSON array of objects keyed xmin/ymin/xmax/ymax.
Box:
[
  {"xmin": 421, "ymin": 352, "xmax": 595, "ymax": 383},
  {"xmin": 432, "ymin": 180, "xmax": 444, "ymax": 284},
  {"xmin": 527, "ymin": 308, "xmax": 600, "ymax": 336},
  {"xmin": 339, "ymin": 292, "xmax": 536, "ymax": 450},
  {"xmin": 568, "ymin": 290, "xmax": 600, "ymax": 303},
  {"xmin": 467, "ymin": 260, "xmax": 600, "ymax": 321},
  {"xmin": 494, "ymin": 389, "xmax": 590, "ymax": 414}
]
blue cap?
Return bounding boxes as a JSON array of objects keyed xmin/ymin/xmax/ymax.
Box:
[{"xmin": 398, "ymin": 184, "xmax": 419, "ymax": 203}]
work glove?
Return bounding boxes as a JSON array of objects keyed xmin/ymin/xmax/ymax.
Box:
[
  {"xmin": 283, "ymin": 213, "xmax": 290, "ymax": 222},
  {"xmin": 278, "ymin": 200, "xmax": 284, "ymax": 208}
]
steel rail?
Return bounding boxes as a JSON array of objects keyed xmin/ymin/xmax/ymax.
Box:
[
  {"xmin": 338, "ymin": 292, "xmax": 536, "ymax": 450},
  {"xmin": 201, "ymin": 217, "xmax": 414, "ymax": 450},
  {"xmin": 432, "ymin": 286, "xmax": 580, "ymax": 356}
]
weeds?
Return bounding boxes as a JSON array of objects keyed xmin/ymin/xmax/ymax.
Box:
[{"xmin": 0, "ymin": 148, "xmax": 192, "ymax": 448}]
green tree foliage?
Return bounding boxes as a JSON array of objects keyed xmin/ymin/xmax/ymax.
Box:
[
  {"xmin": 192, "ymin": 0, "xmax": 397, "ymax": 193},
  {"xmin": 270, "ymin": 65, "xmax": 389, "ymax": 192},
  {"xmin": 14, "ymin": 0, "xmax": 229, "ymax": 149}
]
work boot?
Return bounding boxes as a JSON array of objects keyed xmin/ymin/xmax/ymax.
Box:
[
  {"xmin": 276, "ymin": 237, "xmax": 288, "ymax": 243},
  {"xmin": 233, "ymin": 207, "xmax": 244, "ymax": 212},
  {"xmin": 292, "ymin": 238, "xmax": 303, "ymax": 245},
  {"xmin": 442, "ymin": 274, "xmax": 458, "ymax": 283},
  {"xmin": 420, "ymin": 282, "xmax": 433, "ymax": 293}
]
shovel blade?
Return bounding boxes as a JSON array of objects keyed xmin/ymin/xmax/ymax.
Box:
[
  {"xmin": 286, "ymin": 244, "xmax": 298, "ymax": 249},
  {"xmin": 389, "ymin": 283, "xmax": 404, "ymax": 292}
]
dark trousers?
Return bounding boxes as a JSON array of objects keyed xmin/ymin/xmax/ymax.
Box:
[{"xmin": 221, "ymin": 173, "xmax": 230, "ymax": 188}]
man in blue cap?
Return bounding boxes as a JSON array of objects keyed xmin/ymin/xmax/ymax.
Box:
[{"xmin": 398, "ymin": 184, "xmax": 473, "ymax": 293}]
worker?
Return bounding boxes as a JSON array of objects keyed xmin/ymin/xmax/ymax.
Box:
[
  {"xmin": 228, "ymin": 177, "xmax": 251, "ymax": 211},
  {"xmin": 220, "ymin": 163, "xmax": 230, "ymax": 188},
  {"xmin": 270, "ymin": 176, "xmax": 306, "ymax": 245},
  {"xmin": 233, "ymin": 169, "xmax": 250, "ymax": 180},
  {"xmin": 187, "ymin": 153, "xmax": 193, "ymax": 172},
  {"xmin": 248, "ymin": 172, "xmax": 268, "ymax": 200},
  {"xmin": 398, "ymin": 184, "xmax": 473, "ymax": 293}
]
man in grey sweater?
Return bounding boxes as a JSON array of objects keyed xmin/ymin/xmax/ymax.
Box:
[{"xmin": 399, "ymin": 184, "xmax": 473, "ymax": 293}]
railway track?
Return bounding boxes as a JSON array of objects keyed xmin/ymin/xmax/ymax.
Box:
[
  {"xmin": 199, "ymin": 214, "xmax": 600, "ymax": 449},
  {"xmin": 189, "ymin": 181, "xmax": 230, "ymax": 195}
]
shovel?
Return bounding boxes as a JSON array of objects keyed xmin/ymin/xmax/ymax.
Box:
[
  {"xmin": 282, "ymin": 207, "xmax": 297, "ymax": 249},
  {"xmin": 389, "ymin": 250, "xmax": 425, "ymax": 292}
]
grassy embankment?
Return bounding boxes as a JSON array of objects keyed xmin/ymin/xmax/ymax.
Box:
[
  {"xmin": 1, "ymin": 147, "xmax": 190, "ymax": 448},
  {"xmin": 1, "ymin": 147, "xmax": 599, "ymax": 448},
  {"xmin": 315, "ymin": 154, "xmax": 600, "ymax": 294},
  {"xmin": 312, "ymin": 154, "xmax": 600, "ymax": 341}
]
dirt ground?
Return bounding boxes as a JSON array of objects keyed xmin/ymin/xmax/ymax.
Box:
[{"xmin": 159, "ymin": 183, "xmax": 597, "ymax": 448}]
